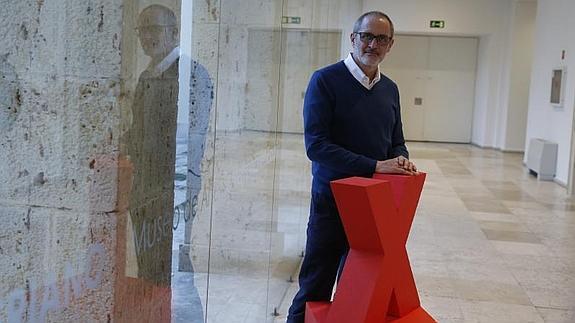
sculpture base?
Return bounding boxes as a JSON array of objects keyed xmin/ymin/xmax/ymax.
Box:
[
  {"xmin": 306, "ymin": 303, "xmax": 436, "ymax": 323},
  {"xmin": 388, "ymin": 307, "xmax": 436, "ymax": 322},
  {"xmin": 305, "ymin": 302, "xmax": 329, "ymax": 323}
]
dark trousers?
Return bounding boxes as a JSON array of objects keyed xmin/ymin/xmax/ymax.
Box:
[{"xmin": 287, "ymin": 191, "xmax": 349, "ymax": 323}]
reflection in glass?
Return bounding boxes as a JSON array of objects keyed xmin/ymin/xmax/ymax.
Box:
[
  {"xmin": 121, "ymin": 3, "xmax": 179, "ymax": 287},
  {"xmin": 172, "ymin": 22, "xmax": 214, "ymax": 323}
]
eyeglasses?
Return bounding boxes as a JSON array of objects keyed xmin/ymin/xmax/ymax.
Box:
[{"xmin": 355, "ymin": 32, "xmax": 392, "ymax": 46}]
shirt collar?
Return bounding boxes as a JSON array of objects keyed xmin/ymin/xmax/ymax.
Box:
[
  {"xmin": 153, "ymin": 46, "xmax": 180, "ymax": 75},
  {"xmin": 343, "ymin": 53, "xmax": 381, "ymax": 90}
]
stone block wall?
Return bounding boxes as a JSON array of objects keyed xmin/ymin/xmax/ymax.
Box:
[{"xmin": 0, "ymin": 0, "xmax": 180, "ymax": 322}]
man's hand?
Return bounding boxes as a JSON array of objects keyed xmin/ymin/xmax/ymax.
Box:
[{"xmin": 375, "ymin": 156, "xmax": 418, "ymax": 175}]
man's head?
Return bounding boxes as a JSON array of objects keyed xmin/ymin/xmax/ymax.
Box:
[
  {"xmin": 137, "ymin": 5, "xmax": 179, "ymax": 58},
  {"xmin": 350, "ymin": 11, "xmax": 394, "ymax": 73}
]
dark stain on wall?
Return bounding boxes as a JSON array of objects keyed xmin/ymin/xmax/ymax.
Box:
[
  {"xmin": 33, "ymin": 172, "xmax": 46, "ymax": 186},
  {"xmin": 18, "ymin": 169, "xmax": 29, "ymax": 178},
  {"xmin": 0, "ymin": 54, "xmax": 21, "ymax": 129},
  {"xmin": 15, "ymin": 88, "xmax": 22, "ymax": 106},
  {"xmin": 37, "ymin": 0, "xmax": 44, "ymax": 13},
  {"xmin": 24, "ymin": 208, "xmax": 31, "ymax": 230},
  {"xmin": 19, "ymin": 23, "xmax": 29, "ymax": 40},
  {"xmin": 98, "ymin": 6, "xmax": 105, "ymax": 32}
]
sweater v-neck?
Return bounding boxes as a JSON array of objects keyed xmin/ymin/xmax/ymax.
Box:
[{"xmin": 338, "ymin": 61, "xmax": 384, "ymax": 95}]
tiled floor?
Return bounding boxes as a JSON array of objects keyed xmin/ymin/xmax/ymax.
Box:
[{"xmin": 173, "ymin": 133, "xmax": 575, "ymax": 323}]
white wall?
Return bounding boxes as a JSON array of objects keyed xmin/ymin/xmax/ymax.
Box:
[
  {"xmin": 504, "ymin": 1, "xmax": 536, "ymax": 151},
  {"xmin": 363, "ymin": 0, "xmax": 535, "ymax": 149},
  {"xmin": 524, "ymin": 0, "xmax": 575, "ymax": 185},
  {"xmin": 338, "ymin": 1, "xmax": 363, "ymax": 59}
]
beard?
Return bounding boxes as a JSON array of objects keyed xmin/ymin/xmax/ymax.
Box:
[{"xmin": 358, "ymin": 51, "xmax": 383, "ymax": 67}]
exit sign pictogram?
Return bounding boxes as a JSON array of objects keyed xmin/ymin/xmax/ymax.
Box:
[{"xmin": 430, "ymin": 20, "xmax": 445, "ymax": 28}]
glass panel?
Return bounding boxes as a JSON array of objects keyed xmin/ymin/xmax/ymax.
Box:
[
  {"xmin": 267, "ymin": 28, "xmax": 342, "ymax": 319},
  {"xmin": 204, "ymin": 1, "xmax": 284, "ymax": 321},
  {"xmin": 178, "ymin": 0, "xmax": 357, "ymax": 321},
  {"xmin": 266, "ymin": 1, "xmax": 354, "ymax": 320},
  {"xmin": 172, "ymin": 1, "xmax": 213, "ymax": 322},
  {"xmin": 117, "ymin": 2, "xmax": 181, "ymax": 321},
  {"xmin": 0, "ymin": 0, "xmax": 360, "ymax": 322},
  {"xmin": 179, "ymin": 1, "xmax": 287, "ymax": 322}
]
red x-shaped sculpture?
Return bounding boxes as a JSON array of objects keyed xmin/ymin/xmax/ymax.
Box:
[{"xmin": 305, "ymin": 173, "xmax": 435, "ymax": 323}]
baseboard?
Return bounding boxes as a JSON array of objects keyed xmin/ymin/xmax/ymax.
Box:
[
  {"xmin": 501, "ymin": 148, "xmax": 525, "ymax": 153},
  {"xmin": 470, "ymin": 142, "xmax": 524, "ymax": 153},
  {"xmin": 554, "ymin": 177, "xmax": 567, "ymax": 187}
]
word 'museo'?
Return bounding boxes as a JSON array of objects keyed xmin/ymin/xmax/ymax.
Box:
[
  {"xmin": 132, "ymin": 211, "xmax": 172, "ymax": 256},
  {"xmin": 2, "ymin": 243, "xmax": 106, "ymax": 323}
]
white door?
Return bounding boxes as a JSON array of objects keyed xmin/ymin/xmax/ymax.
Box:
[
  {"xmin": 381, "ymin": 35, "xmax": 428, "ymax": 141},
  {"xmin": 382, "ymin": 35, "xmax": 478, "ymax": 143}
]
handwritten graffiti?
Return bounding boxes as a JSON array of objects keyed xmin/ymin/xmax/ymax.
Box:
[
  {"xmin": 132, "ymin": 211, "xmax": 172, "ymax": 257},
  {"xmin": 171, "ymin": 196, "xmax": 196, "ymax": 231},
  {"xmin": 130, "ymin": 195, "xmax": 197, "ymax": 256},
  {"xmin": 2, "ymin": 243, "xmax": 106, "ymax": 323}
]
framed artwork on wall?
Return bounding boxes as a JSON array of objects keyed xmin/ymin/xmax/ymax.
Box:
[{"xmin": 550, "ymin": 67, "xmax": 566, "ymax": 107}]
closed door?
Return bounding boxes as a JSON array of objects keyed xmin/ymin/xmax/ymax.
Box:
[{"xmin": 382, "ymin": 35, "xmax": 478, "ymax": 143}]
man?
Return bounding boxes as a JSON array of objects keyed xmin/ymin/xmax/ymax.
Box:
[{"xmin": 286, "ymin": 11, "xmax": 417, "ymax": 323}]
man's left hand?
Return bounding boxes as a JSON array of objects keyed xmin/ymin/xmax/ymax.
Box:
[{"xmin": 396, "ymin": 156, "xmax": 418, "ymax": 174}]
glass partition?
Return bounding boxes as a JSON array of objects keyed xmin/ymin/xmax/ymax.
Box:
[
  {"xmin": 173, "ymin": 1, "xmax": 356, "ymax": 322},
  {"xmin": 0, "ymin": 0, "xmax": 357, "ymax": 322}
]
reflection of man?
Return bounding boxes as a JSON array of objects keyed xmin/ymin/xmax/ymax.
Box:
[
  {"xmin": 287, "ymin": 11, "xmax": 417, "ymax": 323},
  {"xmin": 121, "ymin": 4, "xmax": 213, "ymax": 322},
  {"xmin": 174, "ymin": 36, "xmax": 213, "ymax": 323},
  {"xmin": 186, "ymin": 59, "xmax": 213, "ymax": 227},
  {"xmin": 122, "ymin": 4, "xmax": 180, "ymax": 285}
]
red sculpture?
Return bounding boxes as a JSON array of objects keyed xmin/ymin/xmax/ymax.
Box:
[{"xmin": 306, "ymin": 173, "xmax": 435, "ymax": 323}]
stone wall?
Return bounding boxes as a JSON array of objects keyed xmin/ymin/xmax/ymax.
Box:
[{"xmin": 0, "ymin": 0, "xmax": 180, "ymax": 321}]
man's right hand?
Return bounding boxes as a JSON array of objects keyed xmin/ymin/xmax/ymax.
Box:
[{"xmin": 375, "ymin": 157, "xmax": 418, "ymax": 175}]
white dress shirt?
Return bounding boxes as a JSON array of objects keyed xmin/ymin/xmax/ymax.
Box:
[{"xmin": 343, "ymin": 53, "xmax": 381, "ymax": 90}]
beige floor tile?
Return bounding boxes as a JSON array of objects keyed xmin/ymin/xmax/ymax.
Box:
[
  {"xmin": 451, "ymin": 279, "xmax": 533, "ymax": 305},
  {"xmin": 468, "ymin": 211, "xmax": 520, "ymax": 223},
  {"xmin": 502, "ymin": 200, "xmax": 551, "ymax": 211},
  {"xmin": 512, "ymin": 269, "xmax": 575, "ymax": 310},
  {"xmin": 459, "ymin": 300, "xmax": 544, "ymax": 323},
  {"xmin": 490, "ymin": 241, "xmax": 554, "ymax": 256},
  {"xmin": 481, "ymin": 229, "xmax": 541, "ymax": 243},
  {"xmin": 478, "ymin": 220, "xmax": 529, "ymax": 232},
  {"xmin": 419, "ymin": 295, "xmax": 465, "ymax": 323},
  {"xmin": 537, "ymin": 307, "xmax": 575, "ymax": 323},
  {"xmin": 418, "ymin": 195, "xmax": 469, "ymax": 216},
  {"xmin": 486, "ymin": 188, "xmax": 534, "ymax": 202},
  {"xmin": 481, "ymin": 180, "xmax": 520, "ymax": 189},
  {"xmin": 446, "ymin": 259, "xmax": 518, "ymax": 285},
  {"xmin": 462, "ymin": 199, "xmax": 512, "ymax": 214}
]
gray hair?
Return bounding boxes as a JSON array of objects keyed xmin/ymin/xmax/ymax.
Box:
[{"xmin": 352, "ymin": 11, "xmax": 394, "ymax": 37}]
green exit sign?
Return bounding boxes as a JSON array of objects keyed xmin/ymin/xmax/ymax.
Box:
[
  {"xmin": 282, "ymin": 16, "xmax": 301, "ymax": 24},
  {"xmin": 430, "ymin": 20, "xmax": 445, "ymax": 28}
]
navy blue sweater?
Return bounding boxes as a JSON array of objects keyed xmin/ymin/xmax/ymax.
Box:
[{"xmin": 304, "ymin": 61, "xmax": 409, "ymax": 195}]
